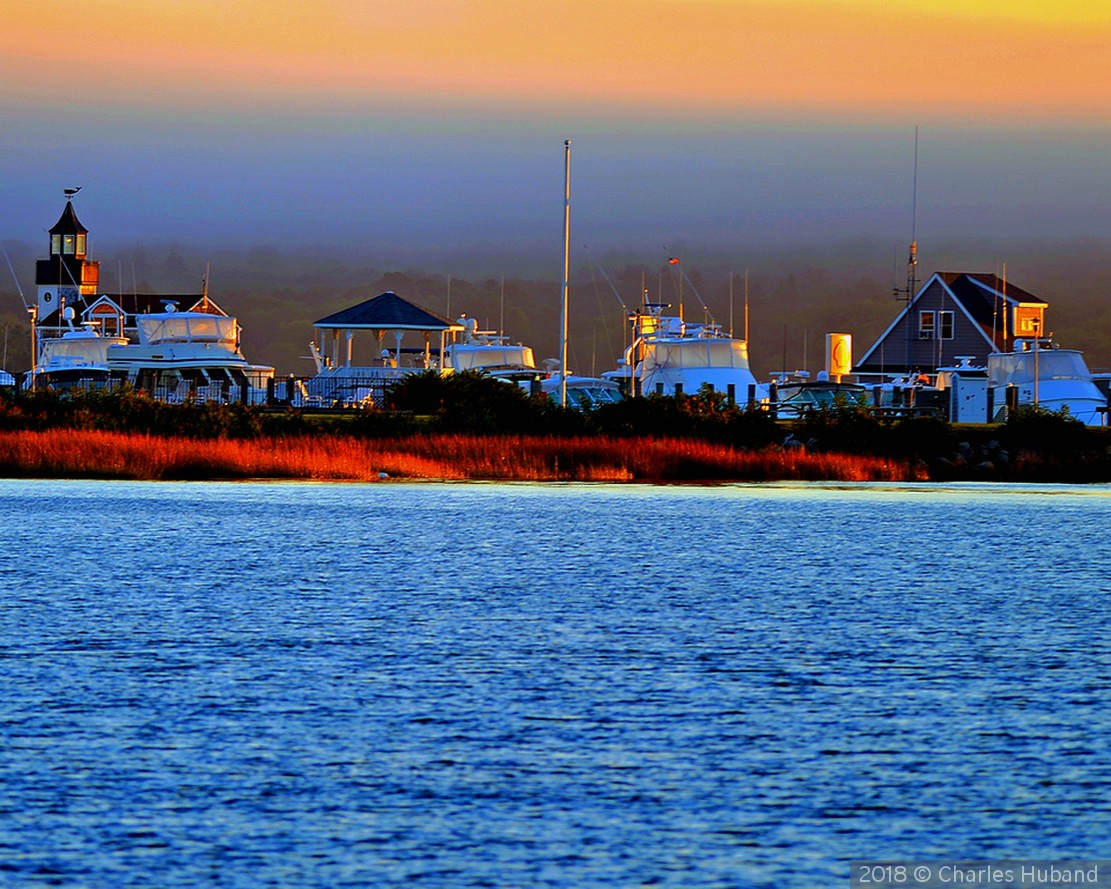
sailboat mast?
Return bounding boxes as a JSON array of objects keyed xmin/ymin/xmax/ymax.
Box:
[{"xmin": 560, "ymin": 140, "xmax": 571, "ymax": 408}]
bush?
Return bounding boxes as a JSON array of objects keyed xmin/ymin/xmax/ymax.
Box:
[{"xmin": 383, "ymin": 371, "xmax": 562, "ymax": 435}]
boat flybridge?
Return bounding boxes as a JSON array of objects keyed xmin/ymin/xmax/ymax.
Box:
[
  {"xmin": 106, "ymin": 303, "xmax": 274, "ymax": 404},
  {"xmin": 442, "ymin": 315, "xmax": 537, "ymax": 376},
  {"xmin": 609, "ymin": 303, "xmax": 763, "ymax": 402}
]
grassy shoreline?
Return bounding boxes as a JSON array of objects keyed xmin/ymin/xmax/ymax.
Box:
[
  {"xmin": 3, "ymin": 386, "xmax": 1109, "ymax": 484},
  {"xmin": 0, "ymin": 429, "xmax": 919, "ymax": 483}
]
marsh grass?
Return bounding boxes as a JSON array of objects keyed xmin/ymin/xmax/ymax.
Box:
[{"xmin": 0, "ymin": 430, "xmax": 916, "ymax": 482}]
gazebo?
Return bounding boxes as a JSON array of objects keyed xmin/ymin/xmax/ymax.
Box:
[{"xmin": 313, "ymin": 291, "xmax": 462, "ymax": 371}]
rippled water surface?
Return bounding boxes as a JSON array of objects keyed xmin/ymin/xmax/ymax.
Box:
[{"xmin": 2, "ymin": 479, "xmax": 1110, "ymax": 887}]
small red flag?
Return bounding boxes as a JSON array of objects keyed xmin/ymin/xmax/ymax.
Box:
[{"xmin": 668, "ymin": 257, "xmax": 680, "ymax": 265}]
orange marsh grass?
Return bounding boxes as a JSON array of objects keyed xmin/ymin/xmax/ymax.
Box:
[{"xmin": 0, "ymin": 430, "xmax": 921, "ymax": 483}]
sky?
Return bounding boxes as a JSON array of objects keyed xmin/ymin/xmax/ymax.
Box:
[{"xmin": 2, "ymin": 0, "xmax": 1109, "ymax": 275}]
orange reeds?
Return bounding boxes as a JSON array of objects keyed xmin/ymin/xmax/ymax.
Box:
[{"xmin": 0, "ymin": 430, "xmax": 921, "ymax": 483}]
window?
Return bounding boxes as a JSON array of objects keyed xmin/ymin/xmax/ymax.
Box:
[
  {"xmin": 918, "ymin": 310, "xmax": 935, "ymax": 339},
  {"xmin": 63, "ymin": 234, "xmax": 75, "ymax": 254},
  {"xmin": 939, "ymin": 310, "xmax": 954, "ymax": 340},
  {"xmin": 51, "ymin": 234, "xmax": 61, "ymax": 255}
]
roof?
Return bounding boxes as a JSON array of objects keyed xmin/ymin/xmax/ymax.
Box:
[
  {"xmin": 314, "ymin": 291, "xmax": 457, "ymax": 331},
  {"xmin": 939, "ymin": 272, "xmax": 1046, "ymax": 323},
  {"xmin": 49, "ymin": 201, "xmax": 88, "ymax": 236}
]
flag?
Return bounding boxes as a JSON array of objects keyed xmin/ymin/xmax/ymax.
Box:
[{"xmin": 668, "ymin": 257, "xmax": 680, "ymax": 265}]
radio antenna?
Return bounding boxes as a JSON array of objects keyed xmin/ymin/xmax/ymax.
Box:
[{"xmin": 893, "ymin": 126, "xmax": 920, "ymax": 369}]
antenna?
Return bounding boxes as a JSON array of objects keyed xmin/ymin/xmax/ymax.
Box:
[
  {"xmin": 744, "ymin": 269, "xmax": 749, "ymax": 343},
  {"xmin": 729, "ymin": 272, "xmax": 734, "ymax": 338},
  {"xmin": 893, "ymin": 126, "xmax": 920, "ymax": 370},
  {"xmin": 894, "ymin": 125, "xmax": 920, "ymax": 303}
]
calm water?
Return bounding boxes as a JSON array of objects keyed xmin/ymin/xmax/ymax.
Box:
[{"xmin": 1, "ymin": 479, "xmax": 1110, "ymax": 888}]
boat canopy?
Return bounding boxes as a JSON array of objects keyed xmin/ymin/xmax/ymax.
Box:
[
  {"xmin": 446, "ymin": 344, "xmax": 536, "ymax": 371},
  {"xmin": 643, "ymin": 339, "xmax": 749, "ymax": 371},
  {"xmin": 136, "ymin": 313, "xmax": 238, "ymax": 348},
  {"xmin": 988, "ymin": 349, "xmax": 1092, "ymax": 387}
]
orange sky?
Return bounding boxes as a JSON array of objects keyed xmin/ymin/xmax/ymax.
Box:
[{"xmin": 5, "ymin": 0, "xmax": 1110, "ymax": 122}]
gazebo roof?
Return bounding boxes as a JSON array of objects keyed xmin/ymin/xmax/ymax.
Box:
[{"xmin": 314, "ymin": 291, "xmax": 458, "ymax": 331}]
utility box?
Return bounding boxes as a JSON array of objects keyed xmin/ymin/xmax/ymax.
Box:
[{"xmin": 948, "ymin": 373, "xmax": 989, "ymax": 423}]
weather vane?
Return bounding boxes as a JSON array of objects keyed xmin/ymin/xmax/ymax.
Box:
[{"xmin": 63, "ymin": 186, "xmax": 82, "ymax": 200}]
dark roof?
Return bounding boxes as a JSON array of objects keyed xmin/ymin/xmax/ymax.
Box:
[
  {"xmin": 940, "ymin": 272, "xmax": 1045, "ymax": 308},
  {"xmin": 49, "ymin": 201, "xmax": 88, "ymax": 236},
  {"xmin": 314, "ymin": 291, "xmax": 456, "ymax": 331}
]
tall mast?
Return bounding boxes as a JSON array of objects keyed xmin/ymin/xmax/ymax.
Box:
[{"xmin": 560, "ymin": 140, "xmax": 571, "ymax": 408}]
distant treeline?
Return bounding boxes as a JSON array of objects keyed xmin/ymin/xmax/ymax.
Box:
[{"xmin": 2, "ymin": 237, "xmax": 1109, "ymax": 379}]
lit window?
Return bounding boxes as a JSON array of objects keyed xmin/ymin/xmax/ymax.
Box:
[
  {"xmin": 918, "ymin": 311, "xmax": 935, "ymax": 339},
  {"xmin": 76, "ymin": 234, "xmax": 86, "ymax": 255},
  {"xmin": 63, "ymin": 235, "xmax": 75, "ymax": 254},
  {"xmin": 939, "ymin": 311, "xmax": 954, "ymax": 340}
]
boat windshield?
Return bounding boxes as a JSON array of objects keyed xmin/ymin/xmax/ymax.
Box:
[
  {"xmin": 41, "ymin": 336, "xmax": 112, "ymax": 364},
  {"xmin": 137, "ymin": 313, "xmax": 238, "ymax": 347}
]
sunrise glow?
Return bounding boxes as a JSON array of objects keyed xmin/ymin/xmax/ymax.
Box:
[{"xmin": 6, "ymin": 0, "xmax": 1109, "ymax": 121}]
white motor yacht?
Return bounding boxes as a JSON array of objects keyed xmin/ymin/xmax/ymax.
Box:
[
  {"xmin": 28, "ymin": 308, "xmax": 128, "ymax": 390},
  {"xmin": 107, "ymin": 305, "xmax": 274, "ymax": 404}
]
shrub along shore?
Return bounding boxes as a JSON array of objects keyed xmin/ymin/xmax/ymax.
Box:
[{"xmin": 0, "ymin": 375, "xmax": 1108, "ymax": 484}]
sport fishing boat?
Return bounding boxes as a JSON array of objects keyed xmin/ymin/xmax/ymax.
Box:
[
  {"xmin": 987, "ymin": 338, "xmax": 1107, "ymax": 425},
  {"xmin": 106, "ymin": 303, "xmax": 274, "ymax": 404},
  {"xmin": 612, "ymin": 303, "xmax": 762, "ymax": 401}
]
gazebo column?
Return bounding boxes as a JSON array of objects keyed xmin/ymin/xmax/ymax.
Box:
[{"xmin": 345, "ymin": 330, "xmax": 354, "ymax": 367}]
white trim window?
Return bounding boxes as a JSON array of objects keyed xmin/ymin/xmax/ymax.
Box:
[{"xmin": 918, "ymin": 310, "xmax": 936, "ymax": 339}]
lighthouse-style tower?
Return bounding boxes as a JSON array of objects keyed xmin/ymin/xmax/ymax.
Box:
[{"xmin": 35, "ymin": 193, "xmax": 100, "ymax": 330}]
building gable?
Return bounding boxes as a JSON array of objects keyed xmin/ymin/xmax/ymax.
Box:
[{"xmin": 854, "ymin": 272, "xmax": 1048, "ymax": 375}]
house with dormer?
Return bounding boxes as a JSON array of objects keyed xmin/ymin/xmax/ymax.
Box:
[
  {"xmin": 854, "ymin": 272, "xmax": 1048, "ymax": 377},
  {"xmin": 34, "ymin": 197, "xmax": 226, "ymax": 342}
]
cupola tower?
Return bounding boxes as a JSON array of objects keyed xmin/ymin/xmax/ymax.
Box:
[{"xmin": 35, "ymin": 190, "xmax": 100, "ymax": 321}]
